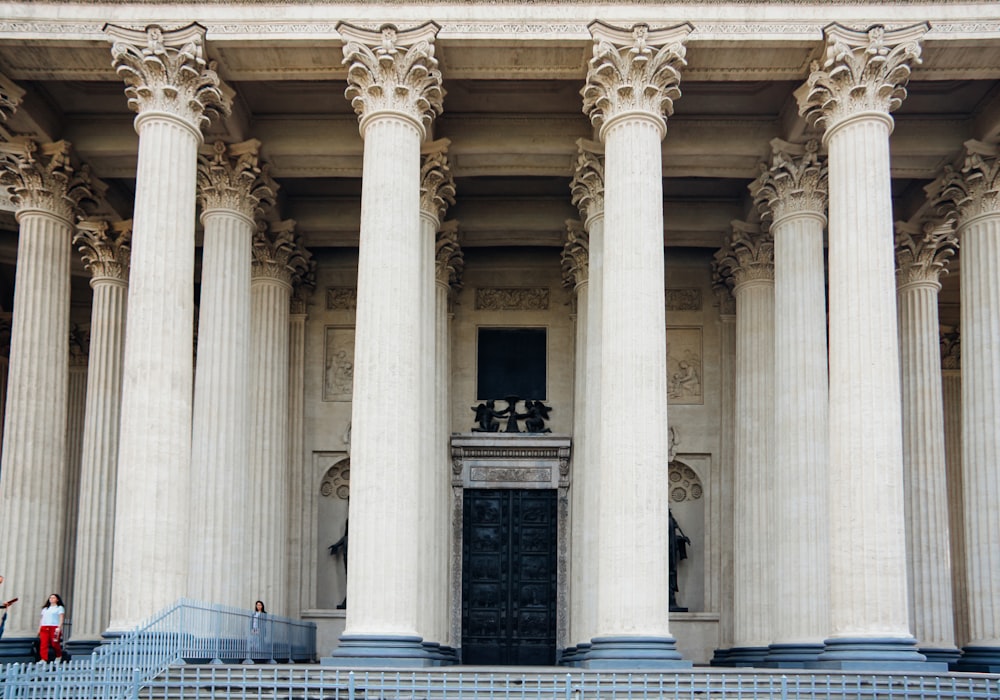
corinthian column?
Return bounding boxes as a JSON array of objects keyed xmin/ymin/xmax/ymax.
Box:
[
  {"xmin": 329, "ymin": 21, "xmax": 444, "ymax": 666},
  {"xmin": 581, "ymin": 21, "xmax": 691, "ymax": 668},
  {"xmin": 939, "ymin": 329, "xmax": 967, "ymax": 650},
  {"xmin": 0, "ymin": 140, "xmax": 97, "ymax": 652},
  {"xmin": 715, "ymin": 224, "xmax": 775, "ymax": 667},
  {"xmin": 566, "ymin": 140, "xmax": 603, "ymax": 664},
  {"xmin": 189, "ymin": 139, "xmax": 276, "ymax": 608},
  {"xmin": 894, "ymin": 219, "xmax": 959, "ymax": 664},
  {"xmin": 67, "ymin": 219, "xmax": 130, "ymax": 652},
  {"xmin": 104, "ymin": 23, "xmax": 229, "ymax": 630},
  {"xmin": 249, "ymin": 220, "xmax": 308, "ymax": 615},
  {"xmin": 932, "ymin": 141, "xmax": 1000, "ymax": 672},
  {"xmin": 63, "ymin": 326, "xmax": 89, "ymax": 610},
  {"xmin": 750, "ymin": 139, "xmax": 829, "ymax": 665},
  {"xmin": 796, "ymin": 23, "xmax": 930, "ymax": 668}
]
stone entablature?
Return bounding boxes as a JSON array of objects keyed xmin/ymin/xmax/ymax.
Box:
[{"xmin": 451, "ymin": 433, "xmax": 571, "ymax": 489}]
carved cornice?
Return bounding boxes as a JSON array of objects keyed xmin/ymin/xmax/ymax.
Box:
[
  {"xmin": 796, "ymin": 23, "xmax": 928, "ymax": 134},
  {"xmin": 928, "ymin": 141, "xmax": 1000, "ymax": 226},
  {"xmin": 420, "ymin": 138, "xmax": 456, "ymax": 222},
  {"xmin": 715, "ymin": 221, "xmax": 774, "ymax": 288},
  {"xmin": 251, "ymin": 219, "xmax": 310, "ymax": 285},
  {"xmin": 0, "ymin": 139, "xmax": 102, "ymax": 221},
  {"xmin": 74, "ymin": 218, "xmax": 132, "ymax": 283},
  {"xmin": 750, "ymin": 138, "xmax": 828, "ymax": 226},
  {"xmin": 570, "ymin": 139, "xmax": 604, "ymax": 224},
  {"xmin": 0, "ymin": 72, "xmax": 25, "ymax": 122},
  {"xmin": 940, "ymin": 326, "xmax": 960, "ymax": 370},
  {"xmin": 337, "ymin": 21, "xmax": 444, "ymax": 136},
  {"xmin": 436, "ymin": 219, "xmax": 464, "ymax": 292},
  {"xmin": 894, "ymin": 219, "xmax": 957, "ymax": 288},
  {"xmin": 561, "ymin": 219, "xmax": 589, "ymax": 290},
  {"xmin": 106, "ymin": 23, "xmax": 230, "ymax": 132},
  {"xmin": 582, "ymin": 21, "xmax": 691, "ymax": 137},
  {"xmin": 197, "ymin": 139, "xmax": 277, "ymax": 220}
]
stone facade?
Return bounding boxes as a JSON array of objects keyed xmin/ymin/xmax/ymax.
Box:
[{"xmin": 0, "ymin": 0, "xmax": 996, "ymax": 671}]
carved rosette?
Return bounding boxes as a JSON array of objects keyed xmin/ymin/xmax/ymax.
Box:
[
  {"xmin": 929, "ymin": 141, "xmax": 1000, "ymax": 225},
  {"xmin": 0, "ymin": 72, "xmax": 25, "ymax": 122},
  {"xmin": 940, "ymin": 326, "xmax": 961, "ymax": 370},
  {"xmin": 715, "ymin": 222, "xmax": 774, "ymax": 289},
  {"xmin": 74, "ymin": 218, "xmax": 132, "ymax": 283},
  {"xmin": 197, "ymin": 139, "xmax": 277, "ymax": 220},
  {"xmin": 582, "ymin": 21, "xmax": 692, "ymax": 136},
  {"xmin": 570, "ymin": 139, "xmax": 605, "ymax": 223},
  {"xmin": 106, "ymin": 23, "xmax": 230, "ymax": 132},
  {"xmin": 894, "ymin": 219, "xmax": 958, "ymax": 289},
  {"xmin": 337, "ymin": 22, "xmax": 444, "ymax": 136},
  {"xmin": 435, "ymin": 220, "xmax": 464, "ymax": 292},
  {"xmin": 796, "ymin": 23, "xmax": 928, "ymax": 133},
  {"xmin": 561, "ymin": 219, "xmax": 589, "ymax": 290},
  {"xmin": 251, "ymin": 220, "xmax": 310, "ymax": 286},
  {"xmin": 0, "ymin": 140, "xmax": 100, "ymax": 221},
  {"xmin": 751, "ymin": 138, "xmax": 828, "ymax": 226},
  {"xmin": 420, "ymin": 140, "xmax": 456, "ymax": 222}
]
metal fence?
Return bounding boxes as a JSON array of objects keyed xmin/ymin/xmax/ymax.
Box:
[{"xmin": 0, "ymin": 598, "xmax": 316, "ymax": 699}]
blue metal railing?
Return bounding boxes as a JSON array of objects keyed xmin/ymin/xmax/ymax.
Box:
[{"xmin": 0, "ymin": 598, "xmax": 316, "ymax": 699}]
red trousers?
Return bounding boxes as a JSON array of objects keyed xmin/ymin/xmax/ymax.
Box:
[{"xmin": 38, "ymin": 626, "xmax": 61, "ymax": 661}]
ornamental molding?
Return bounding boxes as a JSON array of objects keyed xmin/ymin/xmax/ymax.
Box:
[
  {"xmin": 106, "ymin": 22, "xmax": 231, "ymax": 132},
  {"xmin": 668, "ymin": 460, "xmax": 704, "ymax": 503},
  {"xmin": 326, "ymin": 286, "xmax": 358, "ymax": 310},
  {"xmin": 750, "ymin": 138, "xmax": 828, "ymax": 226},
  {"xmin": 796, "ymin": 23, "xmax": 928, "ymax": 134},
  {"xmin": 561, "ymin": 219, "xmax": 589, "ymax": 290},
  {"xmin": 320, "ymin": 458, "xmax": 351, "ymax": 500},
  {"xmin": 338, "ymin": 21, "xmax": 444, "ymax": 136},
  {"xmin": 927, "ymin": 141, "xmax": 1000, "ymax": 225},
  {"xmin": 197, "ymin": 139, "xmax": 277, "ymax": 219},
  {"xmin": 450, "ymin": 433, "xmax": 572, "ymax": 489},
  {"xmin": 894, "ymin": 219, "xmax": 957, "ymax": 288},
  {"xmin": 0, "ymin": 139, "xmax": 103, "ymax": 221},
  {"xmin": 251, "ymin": 219, "xmax": 310, "ymax": 285},
  {"xmin": 570, "ymin": 139, "xmax": 604, "ymax": 224},
  {"xmin": 420, "ymin": 138, "xmax": 456, "ymax": 222},
  {"xmin": 75, "ymin": 218, "xmax": 132, "ymax": 283},
  {"xmin": 715, "ymin": 221, "xmax": 774, "ymax": 288},
  {"xmin": 436, "ymin": 220, "xmax": 464, "ymax": 291},
  {"xmin": 475, "ymin": 287, "xmax": 549, "ymax": 311},
  {"xmin": 583, "ymin": 21, "xmax": 692, "ymax": 135}
]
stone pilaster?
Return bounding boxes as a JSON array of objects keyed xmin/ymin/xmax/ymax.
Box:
[
  {"xmin": 190, "ymin": 139, "xmax": 276, "ymax": 609},
  {"xmin": 714, "ymin": 224, "xmax": 775, "ymax": 666},
  {"xmin": 104, "ymin": 22, "xmax": 229, "ymax": 630},
  {"xmin": 62, "ymin": 326, "xmax": 89, "ymax": 611},
  {"xmin": 0, "ymin": 140, "xmax": 97, "ymax": 651},
  {"xmin": 418, "ymin": 139, "xmax": 455, "ymax": 660},
  {"xmin": 249, "ymin": 220, "xmax": 308, "ymax": 616},
  {"xmin": 329, "ymin": 20, "xmax": 444, "ymax": 666},
  {"xmin": 750, "ymin": 139, "xmax": 830, "ymax": 665},
  {"xmin": 893, "ymin": 219, "xmax": 959, "ymax": 663},
  {"xmin": 67, "ymin": 219, "xmax": 130, "ymax": 651},
  {"xmin": 581, "ymin": 20, "xmax": 692, "ymax": 667},
  {"xmin": 931, "ymin": 141, "xmax": 1000, "ymax": 672},
  {"xmin": 939, "ymin": 328, "xmax": 967, "ymax": 649},
  {"xmin": 565, "ymin": 139, "xmax": 603, "ymax": 663},
  {"xmin": 796, "ymin": 22, "xmax": 929, "ymax": 668}
]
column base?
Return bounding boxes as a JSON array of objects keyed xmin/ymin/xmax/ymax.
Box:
[
  {"xmin": 322, "ymin": 634, "xmax": 445, "ymax": 668},
  {"xmin": 63, "ymin": 638, "xmax": 104, "ymax": 658},
  {"xmin": 918, "ymin": 646, "xmax": 962, "ymax": 665},
  {"xmin": 759, "ymin": 642, "xmax": 825, "ymax": 667},
  {"xmin": 0, "ymin": 636, "xmax": 39, "ymax": 664},
  {"xmin": 560, "ymin": 642, "xmax": 591, "ymax": 667},
  {"xmin": 812, "ymin": 637, "xmax": 946, "ymax": 671},
  {"xmin": 721, "ymin": 646, "xmax": 769, "ymax": 666},
  {"xmin": 952, "ymin": 646, "xmax": 1000, "ymax": 673},
  {"xmin": 709, "ymin": 647, "xmax": 731, "ymax": 666},
  {"xmin": 581, "ymin": 636, "xmax": 691, "ymax": 669}
]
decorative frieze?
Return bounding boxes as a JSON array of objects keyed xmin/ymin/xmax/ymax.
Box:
[
  {"xmin": 475, "ymin": 287, "xmax": 549, "ymax": 311},
  {"xmin": 196, "ymin": 139, "xmax": 277, "ymax": 219},
  {"xmin": 750, "ymin": 138, "xmax": 828, "ymax": 225},
  {"xmin": 75, "ymin": 219, "xmax": 132, "ymax": 283}
]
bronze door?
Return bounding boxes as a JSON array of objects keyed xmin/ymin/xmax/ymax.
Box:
[{"xmin": 461, "ymin": 489, "xmax": 557, "ymax": 665}]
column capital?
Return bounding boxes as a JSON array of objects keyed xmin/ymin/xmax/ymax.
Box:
[
  {"xmin": 0, "ymin": 71, "xmax": 25, "ymax": 123},
  {"xmin": 197, "ymin": 139, "xmax": 277, "ymax": 221},
  {"xmin": 0, "ymin": 139, "xmax": 103, "ymax": 221},
  {"xmin": 940, "ymin": 325, "xmax": 961, "ymax": 370},
  {"xmin": 290, "ymin": 255, "xmax": 317, "ymax": 314},
  {"xmin": 561, "ymin": 219, "xmax": 590, "ymax": 290},
  {"xmin": 75, "ymin": 218, "xmax": 132, "ymax": 284},
  {"xmin": 337, "ymin": 21, "xmax": 444, "ymax": 138},
  {"xmin": 796, "ymin": 23, "xmax": 927, "ymax": 135},
  {"xmin": 252, "ymin": 219, "xmax": 310, "ymax": 286},
  {"xmin": 570, "ymin": 139, "xmax": 605, "ymax": 226},
  {"xmin": 435, "ymin": 219, "xmax": 464, "ymax": 292},
  {"xmin": 750, "ymin": 138, "xmax": 828, "ymax": 226},
  {"xmin": 894, "ymin": 219, "xmax": 957, "ymax": 289},
  {"xmin": 928, "ymin": 141, "xmax": 1000, "ymax": 226},
  {"xmin": 715, "ymin": 222, "xmax": 774, "ymax": 290},
  {"xmin": 420, "ymin": 138, "xmax": 455, "ymax": 223},
  {"xmin": 582, "ymin": 21, "xmax": 691, "ymax": 139},
  {"xmin": 69, "ymin": 323, "xmax": 90, "ymax": 367},
  {"xmin": 106, "ymin": 23, "xmax": 230, "ymax": 135}
]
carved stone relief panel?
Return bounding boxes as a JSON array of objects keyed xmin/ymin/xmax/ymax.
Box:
[
  {"xmin": 667, "ymin": 326, "xmax": 704, "ymax": 405},
  {"xmin": 668, "ymin": 460, "xmax": 703, "ymax": 503},
  {"xmin": 666, "ymin": 288, "xmax": 702, "ymax": 311},
  {"xmin": 320, "ymin": 459, "xmax": 351, "ymax": 500},
  {"xmin": 326, "ymin": 287, "xmax": 358, "ymax": 310},
  {"xmin": 475, "ymin": 287, "xmax": 549, "ymax": 311},
  {"xmin": 323, "ymin": 325, "xmax": 355, "ymax": 402}
]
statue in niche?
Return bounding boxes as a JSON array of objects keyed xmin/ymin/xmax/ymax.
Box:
[
  {"xmin": 669, "ymin": 510, "xmax": 691, "ymax": 612},
  {"xmin": 471, "ymin": 396, "xmax": 553, "ymax": 433},
  {"xmin": 328, "ymin": 518, "xmax": 348, "ymax": 609}
]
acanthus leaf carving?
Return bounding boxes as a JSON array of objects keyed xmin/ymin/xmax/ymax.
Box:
[
  {"xmin": 197, "ymin": 139, "xmax": 277, "ymax": 220},
  {"xmin": 750, "ymin": 138, "xmax": 828, "ymax": 225},
  {"xmin": 420, "ymin": 139, "xmax": 456, "ymax": 222},
  {"xmin": 570, "ymin": 139, "xmax": 604, "ymax": 223},
  {"xmin": 714, "ymin": 221, "xmax": 774, "ymax": 289},
  {"xmin": 928, "ymin": 141, "xmax": 1000, "ymax": 225},
  {"xmin": 74, "ymin": 218, "xmax": 132, "ymax": 283},
  {"xmin": 894, "ymin": 219, "xmax": 957, "ymax": 288},
  {"xmin": 0, "ymin": 139, "xmax": 103, "ymax": 221},
  {"xmin": 561, "ymin": 219, "xmax": 589, "ymax": 290},
  {"xmin": 436, "ymin": 220, "xmax": 464, "ymax": 292},
  {"xmin": 251, "ymin": 219, "xmax": 310, "ymax": 286}
]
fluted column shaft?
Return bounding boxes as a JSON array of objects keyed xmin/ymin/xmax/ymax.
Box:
[
  {"xmin": 897, "ymin": 279, "xmax": 957, "ymax": 656},
  {"xmin": 62, "ymin": 360, "xmax": 88, "ymax": 607},
  {"xmin": 941, "ymin": 368, "xmax": 967, "ymax": 648},
  {"xmin": 433, "ymin": 272, "xmax": 451, "ymax": 645},
  {"xmin": 287, "ymin": 304, "xmax": 307, "ymax": 618},
  {"xmin": 417, "ymin": 207, "xmax": 437, "ymax": 645},
  {"xmin": 189, "ymin": 208, "xmax": 254, "ymax": 607},
  {"xmin": 0, "ymin": 208, "xmax": 72, "ymax": 638}
]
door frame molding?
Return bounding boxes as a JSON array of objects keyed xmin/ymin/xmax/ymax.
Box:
[{"xmin": 450, "ymin": 434, "xmax": 572, "ymax": 661}]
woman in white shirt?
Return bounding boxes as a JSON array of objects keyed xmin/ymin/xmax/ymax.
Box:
[{"xmin": 38, "ymin": 593, "xmax": 65, "ymax": 661}]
